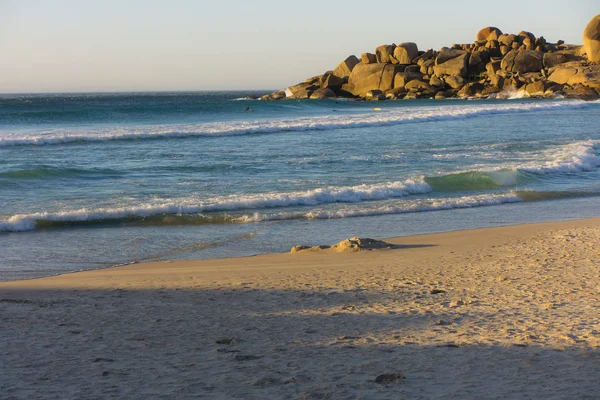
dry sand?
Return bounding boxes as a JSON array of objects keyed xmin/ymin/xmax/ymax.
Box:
[{"xmin": 2, "ymin": 218, "xmax": 600, "ymax": 399}]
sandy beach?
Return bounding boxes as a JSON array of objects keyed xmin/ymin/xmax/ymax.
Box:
[{"xmin": 2, "ymin": 218, "xmax": 600, "ymax": 399}]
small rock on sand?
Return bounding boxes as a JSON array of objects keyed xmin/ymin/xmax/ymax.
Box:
[
  {"xmin": 291, "ymin": 237, "xmax": 393, "ymax": 253},
  {"xmin": 234, "ymin": 354, "xmax": 262, "ymax": 361},
  {"xmin": 375, "ymin": 373, "xmax": 405, "ymax": 384},
  {"xmin": 216, "ymin": 337, "xmax": 236, "ymax": 345}
]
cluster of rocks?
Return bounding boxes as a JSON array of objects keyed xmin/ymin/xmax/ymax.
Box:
[
  {"xmin": 291, "ymin": 237, "xmax": 394, "ymax": 253},
  {"xmin": 261, "ymin": 15, "xmax": 600, "ymax": 101}
]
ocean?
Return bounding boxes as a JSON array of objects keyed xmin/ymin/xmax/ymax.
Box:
[{"xmin": 1, "ymin": 91, "xmax": 599, "ymax": 280}]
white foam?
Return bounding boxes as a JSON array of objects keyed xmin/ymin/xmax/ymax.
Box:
[
  {"xmin": 519, "ymin": 141, "xmax": 600, "ymax": 174},
  {"xmin": 0, "ymin": 179, "xmax": 432, "ymax": 232},
  {"xmin": 0, "ymin": 100, "xmax": 596, "ymax": 147},
  {"xmin": 235, "ymin": 193, "xmax": 524, "ymax": 222}
]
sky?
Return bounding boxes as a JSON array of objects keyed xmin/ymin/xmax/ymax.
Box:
[{"xmin": 0, "ymin": 0, "xmax": 598, "ymax": 93}]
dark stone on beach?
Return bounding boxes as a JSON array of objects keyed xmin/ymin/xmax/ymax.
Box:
[
  {"xmin": 438, "ymin": 343, "xmax": 460, "ymax": 348},
  {"xmin": 93, "ymin": 357, "xmax": 115, "ymax": 363},
  {"xmin": 375, "ymin": 373, "xmax": 405, "ymax": 384},
  {"xmin": 436, "ymin": 320, "xmax": 452, "ymax": 326},
  {"xmin": 216, "ymin": 337, "xmax": 237, "ymax": 345},
  {"xmin": 254, "ymin": 377, "xmax": 278, "ymax": 386},
  {"xmin": 430, "ymin": 289, "xmax": 446, "ymax": 294},
  {"xmin": 217, "ymin": 348, "xmax": 240, "ymax": 353},
  {"xmin": 234, "ymin": 354, "xmax": 263, "ymax": 361}
]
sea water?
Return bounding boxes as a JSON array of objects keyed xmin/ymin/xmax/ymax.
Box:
[{"xmin": 1, "ymin": 92, "xmax": 599, "ymax": 280}]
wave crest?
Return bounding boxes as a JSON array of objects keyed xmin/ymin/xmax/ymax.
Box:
[{"xmin": 1, "ymin": 100, "xmax": 596, "ymax": 147}]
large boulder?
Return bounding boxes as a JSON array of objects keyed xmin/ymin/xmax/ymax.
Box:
[
  {"xmin": 501, "ymin": 50, "xmax": 543, "ymax": 74},
  {"xmin": 477, "ymin": 27, "xmax": 503, "ymax": 41},
  {"xmin": 543, "ymin": 52, "xmax": 578, "ymax": 69},
  {"xmin": 286, "ymin": 82, "xmax": 318, "ymax": 99},
  {"xmin": 361, "ymin": 53, "xmax": 378, "ymax": 64},
  {"xmin": 332, "ymin": 56, "xmax": 360, "ymax": 80},
  {"xmin": 433, "ymin": 49, "xmax": 470, "ymax": 77},
  {"xmin": 320, "ymin": 72, "xmax": 344, "ymax": 91},
  {"xmin": 394, "ymin": 72, "xmax": 423, "ymax": 88},
  {"xmin": 583, "ymin": 14, "xmax": 600, "ymax": 62},
  {"xmin": 310, "ymin": 88, "xmax": 336, "ymax": 99},
  {"xmin": 393, "ymin": 42, "xmax": 419, "ymax": 64},
  {"xmin": 444, "ymin": 75, "xmax": 466, "ymax": 89},
  {"xmin": 458, "ymin": 82, "xmax": 485, "ymax": 97},
  {"xmin": 348, "ymin": 63, "xmax": 403, "ymax": 96},
  {"xmin": 468, "ymin": 51, "xmax": 490, "ymax": 75},
  {"xmin": 376, "ymin": 44, "xmax": 397, "ymax": 64},
  {"xmin": 405, "ymin": 79, "xmax": 433, "ymax": 92},
  {"xmin": 488, "ymin": 75, "xmax": 505, "ymax": 89},
  {"xmin": 498, "ymin": 33, "xmax": 517, "ymax": 47},
  {"xmin": 486, "ymin": 60, "xmax": 502, "ymax": 76},
  {"xmin": 525, "ymin": 80, "xmax": 547, "ymax": 97},
  {"xmin": 548, "ymin": 61, "xmax": 600, "ymax": 90},
  {"xmin": 564, "ymin": 84, "xmax": 599, "ymax": 100},
  {"xmin": 420, "ymin": 59, "xmax": 435, "ymax": 75}
]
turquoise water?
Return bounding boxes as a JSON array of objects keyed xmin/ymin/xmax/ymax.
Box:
[{"xmin": 1, "ymin": 92, "xmax": 599, "ymax": 280}]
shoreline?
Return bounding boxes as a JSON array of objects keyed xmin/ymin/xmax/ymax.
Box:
[
  {"xmin": 2, "ymin": 217, "xmax": 600, "ymax": 398},
  {"xmin": 0, "ymin": 215, "xmax": 598, "ymax": 286},
  {"xmin": 1, "ymin": 216, "xmax": 598, "ymax": 289}
]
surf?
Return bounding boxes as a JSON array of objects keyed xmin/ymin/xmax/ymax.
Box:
[{"xmin": 1, "ymin": 99, "xmax": 596, "ymax": 147}]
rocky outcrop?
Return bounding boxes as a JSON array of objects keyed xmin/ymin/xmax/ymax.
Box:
[
  {"xmin": 348, "ymin": 63, "xmax": 403, "ymax": 97},
  {"xmin": 583, "ymin": 14, "xmax": 600, "ymax": 62},
  {"xmin": 262, "ymin": 18, "xmax": 600, "ymax": 101}
]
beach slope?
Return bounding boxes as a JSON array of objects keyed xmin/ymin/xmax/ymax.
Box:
[{"xmin": 2, "ymin": 219, "xmax": 600, "ymax": 399}]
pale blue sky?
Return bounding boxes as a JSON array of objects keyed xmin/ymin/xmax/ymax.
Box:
[{"xmin": 0, "ymin": 0, "xmax": 597, "ymax": 93}]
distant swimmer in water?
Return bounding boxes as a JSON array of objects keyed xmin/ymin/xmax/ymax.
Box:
[{"xmin": 244, "ymin": 105, "xmax": 252, "ymax": 112}]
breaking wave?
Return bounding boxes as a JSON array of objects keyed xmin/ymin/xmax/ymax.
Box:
[{"xmin": 0, "ymin": 100, "xmax": 596, "ymax": 147}]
